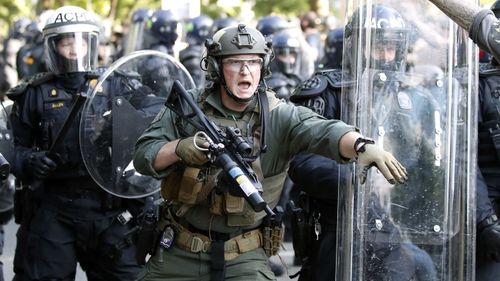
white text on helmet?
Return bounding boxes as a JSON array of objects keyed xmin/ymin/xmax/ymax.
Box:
[
  {"xmin": 54, "ymin": 12, "xmax": 94, "ymax": 24},
  {"xmin": 365, "ymin": 17, "xmax": 405, "ymax": 29}
]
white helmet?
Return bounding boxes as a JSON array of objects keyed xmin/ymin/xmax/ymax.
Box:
[{"xmin": 43, "ymin": 6, "xmax": 100, "ymax": 74}]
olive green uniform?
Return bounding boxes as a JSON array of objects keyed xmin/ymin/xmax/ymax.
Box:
[{"xmin": 133, "ymin": 87, "xmax": 355, "ymax": 280}]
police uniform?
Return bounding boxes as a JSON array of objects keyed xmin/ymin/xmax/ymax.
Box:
[
  {"xmin": 9, "ymin": 70, "xmax": 143, "ymax": 280},
  {"xmin": 133, "ymin": 85, "xmax": 355, "ymax": 280},
  {"xmin": 288, "ymin": 69, "xmax": 438, "ymax": 281},
  {"xmin": 7, "ymin": 6, "xmax": 143, "ymax": 281},
  {"xmin": 475, "ymin": 65, "xmax": 500, "ymax": 281},
  {"xmin": 180, "ymin": 45, "xmax": 206, "ymax": 88}
]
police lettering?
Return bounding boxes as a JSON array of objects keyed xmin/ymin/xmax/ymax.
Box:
[{"xmin": 54, "ymin": 12, "xmax": 92, "ymax": 24}]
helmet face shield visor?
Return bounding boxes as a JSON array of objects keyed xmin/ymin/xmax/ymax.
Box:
[{"xmin": 45, "ymin": 31, "xmax": 98, "ymax": 74}]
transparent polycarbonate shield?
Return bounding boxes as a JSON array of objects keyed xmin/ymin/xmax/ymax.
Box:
[
  {"xmin": 80, "ymin": 50, "xmax": 195, "ymax": 198},
  {"xmin": 0, "ymin": 102, "xmax": 14, "ymax": 212},
  {"xmin": 337, "ymin": 1, "xmax": 477, "ymax": 281}
]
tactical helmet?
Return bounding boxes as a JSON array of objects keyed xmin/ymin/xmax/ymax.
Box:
[
  {"xmin": 324, "ymin": 28, "xmax": 344, "ymax": 69},
  {"xmin": 492, "ymin": 0, "xmax": 500, "ymax": 18},
  {"xmin": 123, "ymin": 8, "xmax": 152, "ymax": 54},
  {"xmin": 186, "ymin": 15, "xmax": 213, "ymax": 45},
  {"xmin": 345, "ymin": 4, "xmax": 409, "ymax": 72},
  {"xmin": 148, "ymin": 9, "xmax": 178, "ymax": 46},
  {"xmin": 270, "ymin": 30, "xmax": 301, "ymax": 75},
  {"xmin": 256, "ymin": 16, "xmax": 289, "ymax": 37},
  {"xmin": 210, "ymin": 17, "xmax": 238, "ymax": 37},
  {"xmin": 203, "ymin": 23, "xmax": 273, "ymax": 83},
  {"xmin": 43, "ymin": 6, "xmax": 100, "ymax": 74}
]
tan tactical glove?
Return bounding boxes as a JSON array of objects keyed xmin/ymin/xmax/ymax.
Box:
[
  {"xmin": 175, "ymin": 137, "xmax": 209, "ymax": 166},
  {"xmin": 355, "ymin": 138, "xmax": 408, "ymax": 185}
]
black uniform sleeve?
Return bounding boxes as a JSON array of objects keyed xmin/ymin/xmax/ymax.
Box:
[
  {"xmin": 469, "ymin": 10, "xmax": 500, "ymax": 64},
  {"xmin": 288, "ymin": 153, "xmax": 340, "ymax": 200},
  {"xmin": 477, "ymin": 166, "xmax": 495, "ymax": 223},
  {"xmin": 9, "ymin": 87, "xmax": 40, "ymax": 181}
]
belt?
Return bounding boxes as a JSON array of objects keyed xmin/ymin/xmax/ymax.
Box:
[{"xmin": 167, "ymin": 210, "xmax": 263, "ymax": 261}]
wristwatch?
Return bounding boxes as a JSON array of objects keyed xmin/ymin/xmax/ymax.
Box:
[{"xmin": 354, "ymin": 137, "xmax": 376, "ymax": 154}]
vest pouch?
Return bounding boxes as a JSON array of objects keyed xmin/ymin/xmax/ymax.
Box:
[
  {"xmin": 160, "ymin": 169, "xmax": 184, "ymax": 201},
  {"xmin": 178, "ymin": 167, "xmax": 202, "ymax": 205},
  {"xmin": 210, "ymin": 191, "xmax": 224, "ymax": 215},
  {"xmin": 224, "ymin": 193, "xmax": 245, "ymax": 214}
]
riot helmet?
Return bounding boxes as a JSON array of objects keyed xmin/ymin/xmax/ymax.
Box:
[
  {"xmin": 492, "ymin": 0, "xmax": 500, "ymax": 18},
  {"xmin": 323, "ymin": 27, "xmax": 344, "ymax": 69},
  {"xmin": 148, "ymin": 9, "xmax": 179, "ymax": 47},
  {"xmin": 210, "ymin": 17, "xmax": 238, "ymax": 37},
  {"xmin": 203, "ymin": 23, "xmax": 273, "ymax": 84},
  {"xmin": 256, "ymin": 16, "xmax": 289, "ymax": 37},
  {"xmin": 270, "ymin": 30, "xmax": 301, "ymax": 76},
  {"xmin": 186, "ymin": 15, "xmax": 213, "ymax": 45},
  {"xmin": 345, "ymin": 4, "xmax": 409, "ymax": 72},
  {"xmin": 11, "ymin": 18, "xmax": 32, "ymax": 39},
  {"xmin": 123, "ymin": 8, "xmax": 152, "ymax": 55},
  {"xmin": 43, "ymin": 6, "xmax": 100, "ymax": 74}
]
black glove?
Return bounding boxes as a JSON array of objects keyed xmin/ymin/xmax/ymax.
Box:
[
  {"xmin": 28, "ymin": 151, "xmax": 57, "ymax": 179},
  {"xmin": 478, "ymin": 214, "xmax": 500, "ymax": 262}
]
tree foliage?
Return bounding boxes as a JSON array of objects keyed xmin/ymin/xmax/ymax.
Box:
[
  {"xmin": 0, "ymin": 0, "xmax": 319, "ymax": 36},
  {"xmin": 253, "ymin": 0, "xmax": 310, "ymax": 17}
]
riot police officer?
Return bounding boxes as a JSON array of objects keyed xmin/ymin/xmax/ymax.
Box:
[
  {"xmin": 255, "ymin": 15, "xmax": 289, "ymax": 38},
  {"xmin": 180, "ymin": 15, "xmax": 213, "ymax": 87},
  {"xmin": 8, "ymin": 6, "xmax": 143, "ymax": 280},
  {"xmin": 143, "ymin": 9, "xmax": 179, "ymax": 56},
  {"xmin": 318, "ymin": 27, "xmax": 343, "ymax": 70},
  {"xmin": 210, "ymin": 17, "xmax": 238, "ymax": 37},
  {"xmin": 291, "ymin": 4, "xmax": 443, "ymax": 280},
  {"xmin": 266, "ymin": 30, "xmax": 303, "ymax": 101},
  {"xmin": 16, "ymin": 20, "xmax": 47, "ymax": 80},
  {"xmin": 472, "ymin": 2, "xmax": 500, "ymax": 280},
  {"xmin": 120, "ymin": 8, "xmax": 153, "ymax": 58}
]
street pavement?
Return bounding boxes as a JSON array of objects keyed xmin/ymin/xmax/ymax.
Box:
[{"xmin": 2, "ymin": 219, "xmax": 300, "ymax": 280}]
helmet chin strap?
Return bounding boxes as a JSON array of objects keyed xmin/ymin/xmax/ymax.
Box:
[{"xmin": 222, "ymin": 84, "xmax": 256, "ymax": 104}]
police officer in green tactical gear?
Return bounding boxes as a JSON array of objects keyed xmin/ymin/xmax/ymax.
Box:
[{"xmin": 133, "ymin": 23, "xmax": 408, "ymax": 281}]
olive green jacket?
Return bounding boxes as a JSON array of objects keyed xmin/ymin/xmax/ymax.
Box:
[{"xmin": 133, "ymin": 87, "xmax": 355, "ymax": 233}]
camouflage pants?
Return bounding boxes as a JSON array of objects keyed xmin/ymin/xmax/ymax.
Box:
[{"xmin": 136, "ymin": 245, "xmax": 276, "ymax": 281}]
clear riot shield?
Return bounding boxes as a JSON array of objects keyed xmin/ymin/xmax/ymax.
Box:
[
  {"xmin": 0, "ymin": 101, "xmax": 14, "ymax": 212},
  {"xmin": 337, "ymin": 1, "xmax": 477, "ymax": 281},
  {"xmin": 80, "ymin": 50, "xmax": 195, "ymax": 198}
]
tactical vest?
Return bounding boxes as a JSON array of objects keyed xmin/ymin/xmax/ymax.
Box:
[
  {"xmin": 163, "ymin": 89, "xmax": 287, "ymax": 227},
  {"xmin": 9, "ymin": 72, "xmax": 95, "ymax": 179},
  {"xmin": 478, "ymin": 70, "xmax": 500, "ymax": 186}
]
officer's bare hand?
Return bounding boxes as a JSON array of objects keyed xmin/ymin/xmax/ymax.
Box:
[
  {"xmin": 175, "ymin": 137, "xmax": 209, "ymax": 166},
  {"xmin": 356, "ymin": 143, "xmax": 408, "ymax": 184},
  {"xmin": 28, "ymin": 151, "xmax": 57, "ymax": 179}
]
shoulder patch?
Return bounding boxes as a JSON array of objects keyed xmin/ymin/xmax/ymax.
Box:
[
  {"xmin": 290, "ymin": 75, "xmax": 328, "ymax": 102},
  {"xmin": 6, "ymin": 72, "xmax": 55, "ymax": 100},
  {"xmin": 6, "ymin": 82, "xmax": 28, "ymax": 99},
  {"xmin": 28, "ymin": 72, "xmax": 56, "ymax": 86}
]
